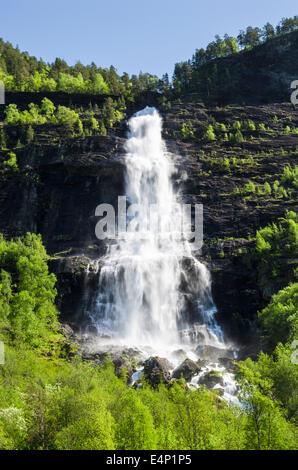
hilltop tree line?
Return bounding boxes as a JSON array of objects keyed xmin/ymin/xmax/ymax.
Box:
[
  {"xmin": 1, "ymin": 16, "xmax": 297, "ymax": 102},
  {"xmin": 173, "ymin": 16, "xmax": 298, "ymax": 96},
  {"xmin": 0, "ymin": 40, "xmax": 170, "ymax": 98}
]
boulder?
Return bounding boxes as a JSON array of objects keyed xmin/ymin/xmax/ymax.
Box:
[
  {"xmin": 218, "ymin": 357, "xmax": 238, "ymax": 373},
  {"xmin": 60, "ymin": 322, "xmax": 75, "ymax": 337},
  {"xmin": 197, "ymin": 358, "xmax": 209, "ymax": 368},
  {"xmin": 143, "ymin": 357, "xmax": 171, "ymax": 386},
  {"xmin": 112, "ymin": 357, "xmax": 134, "ymax": 384},
  {"xmin": 171, "ymin": 358, "xmax": 201, "ymax": 382},
  {"xmin": 198, "ymin": 370, "xmax": 224, "ymax": 389},
  {"xmin": 171, "ymin": 349, "xmax": 187, "ymax": 362},
  {"xmin": 195, "ymin": 345, "xmax": 234, "ymax": 362}
]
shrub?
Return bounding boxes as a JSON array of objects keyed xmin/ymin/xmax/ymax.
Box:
[
  {"xmin": 181, "ymin": 121, "xmax": 194, "ymax": 140},
  {"xmin": 3, "ymin": 152, "xmax": 18, "ymax": 172},
  {"xmin": 263, "ymin": 182, "xmax": 272, "ymax": 195},
  {"xmin": 281, "ymin": 165, "xmax": 298, "ymax": 189},
  {"xmin": 204, "ymin": 125, "xmax": 216, "ymax": 141},
  {"xmin": 258, "ymin": 283, "xmax": 298, "ymax": 348},
  {"xmin": 0, "ymin": 233, "xmax": 60, "ymax": 348},
  {"xmin": 243, "ymin": 180, "xmax": 256, "ymax": 194},
  {"xmin": 233, "ymin": 121, "xmax": 241, "ymax": 130}
]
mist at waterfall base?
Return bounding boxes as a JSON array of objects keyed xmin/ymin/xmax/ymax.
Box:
[{"xmin": 85, "ymin": 107, "xmax": 238, "ymax": 402}]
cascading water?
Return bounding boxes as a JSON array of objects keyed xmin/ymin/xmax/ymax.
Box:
[
  {"xmin": 89, "ymin": 107, "xmax": 224, "ymax": 352},
  {"xmin": 83, "ymin": 106, "xmax": 239, "ymax": 404}
]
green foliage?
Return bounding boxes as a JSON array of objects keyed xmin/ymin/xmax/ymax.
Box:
[
  {"xmin": 263, "ymin": 181, "xmax": 272, "ymax": 195},
  {"xmin": 243, "ymin": 180, "xmax": 256, "ymax": 194},
  {"xmin": 40, "ymin": 97, "xmax": 56, "ymax": 119},
  {"xmin": 244, "ymin": 120, "xmax": 256, "ymax": 131},
  {"xmin": 245, "ymin": 212, "xmax": 298, "ymax": 307},
  {"xmin": 254, "ymin": 211, "xmax": 298, "ymax": 258},
  {"xmin": 0, "ymin": 336, "xmax": 296, "ymax": 450},
  {"xmin": 232, "ymin": 121, "xmax": 241, "ymax": 131},
  {"xmin": 180, "ymin": 121, "xmax": 195, "ymax": 140},
  {"xmin": 83, "ymin": 111, "xmax": 100, "ymax": 133},
  {"xmin": 0, "ymin": 233, "xmax": 60, "ymax": 348},
  {"xmin": 173, "ymin": 16, "xmax": 298, "ymax": 97},
  {"xmin": 229, "ymin": 130, "xmax": 244, "ymax": 143},
  {"xmin": 4, "ymin": 101, "xmax": 54, "ymax": 126},
  {"xmin": 101, "ymin": 97, "xmax": 124, "ymax": 128},
  {"xmin": 235, "ymin": 166, "xmax": 297, "ymax": 201},
  {"xmin": 204, "ymin": 125, "xmax": 216, "ymax": 142},
  {"xmin": 237, "ymin": 359, "xmax": 296, "ymax": 449},
  {"xmin": 281, "ymin": 165, "xmax": 298, "ymax": 189},
  {"xmin": 114, "ymin": 389, "xmax": 158, "ymax": 450},
  {"xmin": 54, "ymin": 394, "xmax": 115, "ymax": 450},
  {"xmin": 56, "ymin": 106, "xmax": 83, "ymax": 136},
  {"xmin": 3, "ymin": 152, "xmax": 18, "ymax": 172},
  {"xmin": 258, "ymin": 123, "xmax": 266, "ymax": 132},
  {"xmin": 258, "ymin": 283, "xmax": 298, "ymax": 348}
]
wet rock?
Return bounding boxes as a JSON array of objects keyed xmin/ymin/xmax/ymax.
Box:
[
  {"xmin": 237, "ymin": 343, "xmax": 260, "ymax": 361},
  {"xmin": 218, "ymin": 357, "xmax": 238, "ymax": 373},
  {"xmin": 122, "ymin": 348, "xmax": 145, "ymax": 365},
  {"xmin": 85, "ymin": 324, "xmax": 99, "ymax": 335},
  {"xmin": 195, "ymin": 345, "xmax": 234, "ymax": 362},
  {"xmin": 171, "ymin": 358, "xmax": 201, "ymax": 382},
  {"xmin": 112, "ymin": 356, "xmax": 134, "ymax": 384},
  {"xmin": 80, "ymin": 348, "xmax": 135, "ymax": 384},
  {"xmin": 59, "ymin": 322, "xmax": 75, "ymax": 338},
  {"xmin": 180, "ymin": 324, "xmax": 217, "ymax": 344},
  {"xmin": 133, "ymin": 379, "xmax": 143, "ymax": 390},
  {"xmin": 213, "ymin": 386, "xmax": 225, "ymax": 397},
  {"xmin": 198, "ymin": 370, "xmax": 224, "ymax": 389},
  {"xmin": 143, "ymin": 357, "xmax": 171, "ymax": 386},
  {"xmin": 171, "ymin": 349, "xmax": 187, "ymax": 362},
  {"xmin": 197, "ymin": 358, "xmax": 209, "ymax": 368}
]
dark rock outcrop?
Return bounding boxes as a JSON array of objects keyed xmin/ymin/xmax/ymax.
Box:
[
  {"xmin": 218, "ymin": 357, "xmax": 238, "ymax": 373},
  {"xmin": 198, "ymin": 371, "xmax": 224, "ymax": 389},
  {"xmin": 195, "ymin": 345, "xmax": 234, "ymax": 362},
  {"xmin": 143, "ymin": 357, "xmax": 171, "ymax": 386},
  {"xmin": 171, "ymin": 358, "xmax": 201, "ymax": 381}
]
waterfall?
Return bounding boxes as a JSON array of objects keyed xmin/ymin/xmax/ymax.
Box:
[{"xmin": 89, "ymin": 107, "xmax": 223, "ymax": 351}]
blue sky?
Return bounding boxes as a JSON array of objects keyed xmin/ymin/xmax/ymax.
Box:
[{"xmin": 1, "ymin": 1, "xmax": 297, "ymax": 77}]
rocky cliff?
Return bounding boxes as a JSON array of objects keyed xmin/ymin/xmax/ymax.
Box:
[{"xmin": 0, "ymin": 98, "xmax": 297, "ymax": 349}]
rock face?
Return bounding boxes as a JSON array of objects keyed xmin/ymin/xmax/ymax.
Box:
[
  {"xmin": 143, "ymin": 357, "xmax": 171, "ymax": 386},
  {"xmin": 195, "ymin": 345, "xmax": 234, "ymax": 362},
  {"xmin": 0, "ymin": 95, "xmax": 297, "ymax": 351},
  {"xmin": 171, "ymin": 359, "xmax": 201, "ymax": 381},
  {"xmin": 199, "ymin": 371, "xmax": 224, "ymax": 389},
  {"xmin": 80, "ymin": 346, "xmax": 141, "ymax": 385}
]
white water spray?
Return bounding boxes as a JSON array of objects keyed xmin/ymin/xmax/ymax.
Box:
[{"xmin": 90, "ymin": 107, "xmax": 223, "ymax": 352}]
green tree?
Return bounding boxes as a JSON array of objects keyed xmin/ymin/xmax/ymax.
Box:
[
  {"xmin": 114, "ymin": 390, "xmax": 158, "ymax": 450},
  {"xmin": 258, "ymin": 283, "xmax": 298, "ymax": 348}
]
